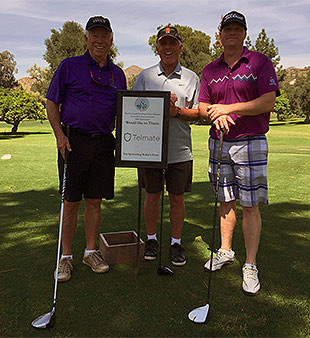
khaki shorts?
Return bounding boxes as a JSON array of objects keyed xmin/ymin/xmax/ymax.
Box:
[{"xmin": 138, "ymin": 161, "xmax": 193, "ymax": 195}]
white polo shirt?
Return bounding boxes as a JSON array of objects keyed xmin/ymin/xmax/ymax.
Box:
[{"xmin": 133, "ymin": 62, "xmax": 200, "ymax": 164}]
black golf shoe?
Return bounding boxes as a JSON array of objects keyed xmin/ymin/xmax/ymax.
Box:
[
  {"xmin": 144, "ymin": 239, "xmax": 158, "ymax": 260},
  {"xmin": 170, "ymin": 243, "xmax": 186, "ymax": 266}
]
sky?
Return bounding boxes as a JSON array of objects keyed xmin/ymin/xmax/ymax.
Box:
[{"xmin": 1, "ymin": 0, "xmax": 310, "ymax": 79}]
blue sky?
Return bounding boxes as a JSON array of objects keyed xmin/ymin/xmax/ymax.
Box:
[{"xmin": 1, "ymin": 0, "xmax": 309, "ymax": 79}]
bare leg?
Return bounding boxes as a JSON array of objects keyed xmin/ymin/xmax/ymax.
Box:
[
  {"xmin": 242, "ymin": 206, "xmax": 261, "ymax": 265},
  {"xmin": 84, "ymin": 198, "xmax": 102, "ymax": 250},
  {"xmin": 219, "ymin": 200, "xmax": 237, "ymax": 251},
  {"xmin": 61, "ymin": 200, "xmax": 80, "ymax": 255},
  {"xmin": 169, "ymin": 193, "xmax": 185, "ymax": 239},
  {"xmin": 144, "ymin": 192, "xmax": 161, "ymax": 235}
]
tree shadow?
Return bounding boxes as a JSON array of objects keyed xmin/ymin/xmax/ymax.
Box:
[
  {"xmin": 288, "ymin": 120, "xmax": 309, "ymax": 125},
  {"xmin": 0, "ymin": 131, "xmax": 52, "ymax": 140},
  {"xmin": 269, "ymin": 122, "xmax": 286, "ymax": 126},
  {"xmin": 0, "ymin": 182, "xmax": 309, "ymax": 337},
  {"xmin": 270, "ymin": 120, "xmax": 308, "ymax": 127}
]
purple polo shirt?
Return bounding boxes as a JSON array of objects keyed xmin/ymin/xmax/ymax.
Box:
[
  {"xmin": 46, "ymin": 50, "xmax": 127, "ymax": 134},
  {"xmin": 199, "ymin": 47, "xmax": 280, "ymax": 139}
]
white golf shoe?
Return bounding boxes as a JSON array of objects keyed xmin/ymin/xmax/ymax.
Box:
[
  {"xmin": 54, "ymin": 257, "xmax": 73, "ymax": 282},
  {"xmin": 204, "ymin": 248, "xmax": 235, "ymax": 271},
  {"xmin": 82, "ymin": 250, "xmax": 109, "ymax": 273},
  {"xmin": 242, "ymin": 264, "xmax": 260, "ymax": 296}
]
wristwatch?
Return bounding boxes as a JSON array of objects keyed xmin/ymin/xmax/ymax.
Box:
[{"xmin": 175, "ymin": 106, "xmax": 181, "ymax": 118}]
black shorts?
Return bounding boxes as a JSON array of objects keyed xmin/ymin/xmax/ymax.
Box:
[
  {"xmin": 58, "ymin": 129, "xmax": 115, "ymax": 202},
  {"xmin": 138, "ymin": 161, "xmax": 193, "ymax": 195}
]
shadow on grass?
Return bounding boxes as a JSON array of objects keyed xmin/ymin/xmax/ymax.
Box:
[
  {"xmin": 0, "ymin": 131, "xmax": 52, "ymax": 140},
  {"xmin": 270, "ymin": 120, "xmax": 308, "ymax": 127},
  {"xmin": 0, "ymin": 182, "xmax": 309, "ymax": 337}
]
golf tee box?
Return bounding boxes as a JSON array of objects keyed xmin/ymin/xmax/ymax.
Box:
[{"xmin": 99, "ymin": 231, "xmax": 144, "ymax": 265}]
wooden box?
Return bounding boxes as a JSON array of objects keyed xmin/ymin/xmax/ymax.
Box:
[{"xmin": 99, "ymin": 231, "xmax": 144, "ymax": 265}]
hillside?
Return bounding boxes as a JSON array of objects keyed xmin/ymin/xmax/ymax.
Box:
[{"xmin": 124, "ymin": 65, "xmax": 143, "ymax": 79}]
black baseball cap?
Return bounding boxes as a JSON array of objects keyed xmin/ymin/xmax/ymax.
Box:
[
  {"xmin": 220, "ymin": 11, "xmax": 247, "ymax": 31},
  {"xmin": 156, "ymin": 26, "xmax": 182, "ymax": 43},
  {"xmin": 86, "ymin": 16, "xmax": 112, "ymax": 32}
]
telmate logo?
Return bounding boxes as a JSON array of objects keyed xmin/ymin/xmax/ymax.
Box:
[
  {"xmin": 124, "ymin": 132, "xmax": 132, "ymax": 142},
  {"xmin": 123, "ymin": 132, "xmax": 160, "ymax": 142}
]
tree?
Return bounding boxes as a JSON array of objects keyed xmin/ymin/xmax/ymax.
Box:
[
  {"xmin": 27, "ymin": 64, "xmax": 53, "ymax": 104},
  {"xmin": 273, "ymin": 92, "xmax": 291, "ymax": 121},
  {"xmin": 44, "ymin": 21, "xmax": 86, "ymax": 73},
  {"xmin": 148, "ymin": 24, "xmax": 212, "ymax": 77},
  {"xmin": 280, "ymin": 68, "xmax": 310, "ymax": 123},
  {"xmin": 0, "ymin": 88, "xmax": 45, "ymax": 133},
  {"xmin": 127, "ymin": 75, "xmax": 138, "ymax": 90},
  {"xmin": 211, "ymin": 32, "xmax": 223, "ymax": 61},
  {"xmin": 254, "ymin": 29, "xmax": 280, "ymax": 68},
  {"xmin": 28, "ymin": 21, "xmax": 122, "ymax": 99},
  {"xmin": 294, "ymin": 69, "xmax": 310, "ymax": 123},
  {"xmin": 246, "ymin": 28, "xmax": 285, "ymax": 82},
  {"xmin": 0, "ymin": 50, "xmax": 18, "ymax": 88}
]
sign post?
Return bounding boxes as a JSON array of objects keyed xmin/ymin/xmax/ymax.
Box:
[{"xmin": 115, "ymin": 90, "xmax": 170, "ymax": 275}]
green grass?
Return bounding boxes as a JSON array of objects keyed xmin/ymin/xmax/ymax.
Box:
[{"xmin": 0, "ymin": 119, "xmax": 309, "ymax": 337}]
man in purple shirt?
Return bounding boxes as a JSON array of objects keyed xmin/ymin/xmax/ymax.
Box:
[
  {"xmin": 199, "ymin": 11, "xmax": 279, "ymax": 296},
  {"xmin": 46, "ymin": 16, "xmax": 126, "ymax": 282}
]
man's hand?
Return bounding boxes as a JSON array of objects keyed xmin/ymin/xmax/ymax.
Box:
[
  {"xmin": 207, "ymin": 104, "xmax": 232, "ymax": 122},
  {"xmin": 212, "ymin": 115, "xmax": 235, "ymax": 134},
  {"xmin": 169, "ymin": 93, "xmax": 179, "ymax": 116},
  {"xmin": 46, "ymin": 99, "xmax": 72, "ymax": 159},
  {"xmin": 57, "ymin": 133, "xmax": 71, "ymax": 159}
]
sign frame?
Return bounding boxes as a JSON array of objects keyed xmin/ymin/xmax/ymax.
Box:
[{"xmin": 115, "ymin": 90, "xmax": 170, "ymax": 168}]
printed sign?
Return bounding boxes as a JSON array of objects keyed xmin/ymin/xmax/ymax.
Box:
[{"xmin": 115, "ymin": 91, "xmax": 170, "ymax": 168}]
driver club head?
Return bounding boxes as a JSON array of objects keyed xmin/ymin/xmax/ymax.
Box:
[
  {"xmin": 157, "ymin": 265, "xmax": 174, "ymax": 276},
  {"xmin": 31, "ymin": 310, "xmax": 56, "ymax": 329},
  {"xmin": 188, "ymin": 304, "xmax": 210, "ymax": 324}
]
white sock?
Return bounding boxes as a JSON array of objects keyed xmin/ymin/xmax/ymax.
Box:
[
  {"xmin": 171, "ymin": 237, "xmax": 181, "ymax": 246},
  {"xmin": 147, "ymin": 234, "xmax": 157, "ymax": 241},
  {"xmin": 61, "ymin": 254, "xmax": 73, "ymax": 260},
  {"xmin": 244, "ymin": 263, "xmax": 257, "ymax": 268},
  {"xmin": 221, "ymin": 248, "xmax": 234, "ymax": 254},
  {"xmin": 84, "ymin": 249, "xmax": 96, "ymax": 257}
]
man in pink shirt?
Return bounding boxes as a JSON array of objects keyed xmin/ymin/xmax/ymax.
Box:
[{"xmin": 199, "ymin": 11, "xmax": 280, "ymax": 296}]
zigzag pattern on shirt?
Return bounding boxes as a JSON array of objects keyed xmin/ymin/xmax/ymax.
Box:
[
  {"xmin": 233, "ymin": 73, "xmax": 257, "ymax": 82},
  {"xmin": 209, "ymin": 76, "xmax": 229, "ymax": 85}
]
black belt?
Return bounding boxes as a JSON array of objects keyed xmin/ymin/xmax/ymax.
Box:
[{"xmin": 66, "ymin": 126, "xmax": 109, "ymax": 139}]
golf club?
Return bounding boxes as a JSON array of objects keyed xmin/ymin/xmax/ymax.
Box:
[
  {"xmin": 157, "ymin": 169, "xmax": 174, "ymax": 276},
  {"xmin": 31, "ymin": 128, "xmax": 70, "ymax": 329},
  {"xmin": 188, "ymin": 130, "xmax": 224, "ymax": 324}
]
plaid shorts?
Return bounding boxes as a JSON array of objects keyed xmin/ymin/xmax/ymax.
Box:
[{"xmin": 208, "ymin": 135, "xmax": 269, "ymax": 207}]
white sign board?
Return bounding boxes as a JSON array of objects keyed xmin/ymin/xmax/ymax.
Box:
[{"xmin": 116, "ymin": 91, "xmax": 170, "ymax": 168}]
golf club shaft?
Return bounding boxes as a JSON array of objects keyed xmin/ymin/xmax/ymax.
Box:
[
  {"xmin": 207, "ymin": 130, "xmax": 224, "ymax": 302},
  {"xmin": 53, "ymin": 127, "xmax": 70, "ymax": 307},
  {"xmin": 158, "ymin": 169, "xmax": 165, "ymax": 267}
]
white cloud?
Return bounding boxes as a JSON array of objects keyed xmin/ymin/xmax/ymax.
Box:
[{"xmin": 2, "ymin": 0, "xmax": 309, "ymax": 79}]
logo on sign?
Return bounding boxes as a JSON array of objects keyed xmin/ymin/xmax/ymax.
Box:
[
  {"xmin": 124, "ymin": 132, "xmax": 131, "ymax": 142},
  {"xmin": 135, "ymin": 98, "xmax": 149, "ymax": 111}
]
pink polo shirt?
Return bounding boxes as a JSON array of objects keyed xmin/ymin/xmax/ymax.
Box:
[{"xmin": 198, "ymin": 47, "xmax": 280, "ymax": 139}]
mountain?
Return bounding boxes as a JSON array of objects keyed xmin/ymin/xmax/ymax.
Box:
[
  {"xmin": 124, "ymin": 65, "xmax": 143, "ymax": 79},
  {"xmin": 285, "ymin": 66, "xmax": 309, "ymax": 84}
]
